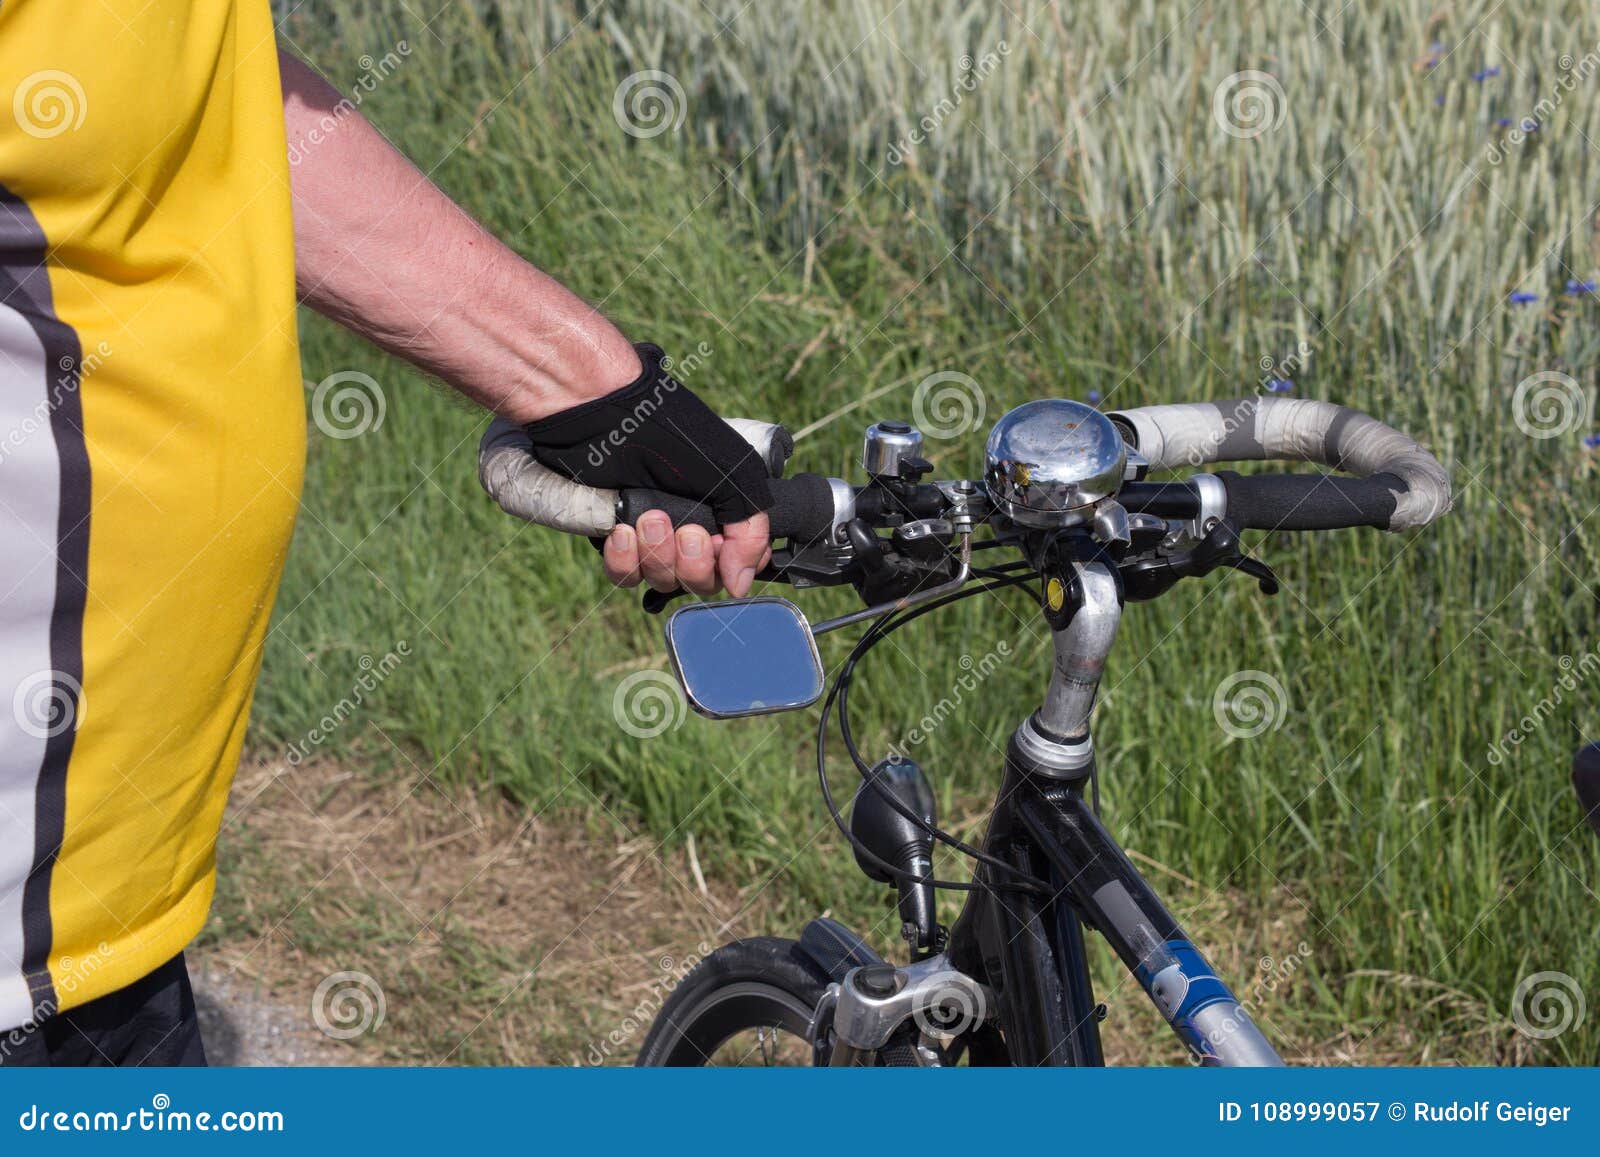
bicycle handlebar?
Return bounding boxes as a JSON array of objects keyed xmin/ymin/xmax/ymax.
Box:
[
  {"xmin": 617, "ymin": 473, "xmax": 842, "ymax": 542},
  {"xmin": 479, "ymin": 396, "xmax": 1451, "ymax": 541},
  {"xmin": 1107, "ymin": 397, "xmax": 1451, "ymax": 531}
]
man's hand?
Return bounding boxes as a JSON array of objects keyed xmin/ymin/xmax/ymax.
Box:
[
  {"xmin": 602, "ymin": 511, "xmax": 772, "ymax": 597},
  {"xmin": 280, "ymin": 51, "xmax": 775, "ymax": 596}
]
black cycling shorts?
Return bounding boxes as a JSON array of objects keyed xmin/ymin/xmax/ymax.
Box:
[{"xmin": 0, "ymin": 953, "xmax": 206, "ymax": 1067}]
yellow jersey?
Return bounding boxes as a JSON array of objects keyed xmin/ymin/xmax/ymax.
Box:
[{"xmin": 0, "ymin": 1, "xmax": 303, "ymax": 1028}]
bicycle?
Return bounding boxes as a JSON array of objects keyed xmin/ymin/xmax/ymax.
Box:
[{"xmin": 480, "ymin": 394, "xmax": 1452, "ymax": 1066}]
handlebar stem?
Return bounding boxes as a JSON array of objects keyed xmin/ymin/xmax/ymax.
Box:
[{"xmin": 1035, "ymin": 560, "xmax": 1122, "ymax": 742}]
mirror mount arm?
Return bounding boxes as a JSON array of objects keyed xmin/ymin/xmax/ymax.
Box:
[{"xmin": 811, "ymin": 532, "xmax": 973, "ymax": 637}]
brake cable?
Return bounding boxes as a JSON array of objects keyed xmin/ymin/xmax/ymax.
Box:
[{"xmin": 815, "ymin": 570, "xmax": 1055, "ymax": 895}]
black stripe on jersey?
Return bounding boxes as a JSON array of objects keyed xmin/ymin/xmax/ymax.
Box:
[{"xmin": 0, "ymin": 184, "xmax": 89, "ymax": 1021}]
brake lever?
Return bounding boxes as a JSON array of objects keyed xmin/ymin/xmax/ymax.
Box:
[{"xmin": 1192, "ymin": 521, "xmax": 1280, "ymax": 595}]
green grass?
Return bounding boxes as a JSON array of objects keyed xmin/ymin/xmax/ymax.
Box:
[{"xmin": 256, "ymin": 1, "xmax": 1599, "ymax": 1062}]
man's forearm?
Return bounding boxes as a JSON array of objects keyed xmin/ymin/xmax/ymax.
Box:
[{"xmin": 278, "ymin": 50, "xmax": 639, "ymax": 421}]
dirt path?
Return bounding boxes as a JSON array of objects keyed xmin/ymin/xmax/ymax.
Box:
[
  {"xmin": 190, "ymin": 759, "xmax": 1412, "ymax": 1066},
  {"xmin": 192, "ymin": 759, "xmax": 777, "ymax": 1065}
]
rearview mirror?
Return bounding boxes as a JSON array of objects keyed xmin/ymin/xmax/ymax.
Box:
[{"xmin": 664, "ymin": 597, "xmax": 824, "ymax": 718}]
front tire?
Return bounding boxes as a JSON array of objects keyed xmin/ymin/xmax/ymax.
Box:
[{"xmin": 636, "ymin": 937, "xmax": 831, "ymax": 1066}]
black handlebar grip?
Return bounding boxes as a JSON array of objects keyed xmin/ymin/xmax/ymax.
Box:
[
  {"xmin": 617, "ymin": 472, "xmax": 839, "ymax": 543},
  {"xmin": 1216, "ymin": 470, "xmax": 1401, "ymax": 531}
]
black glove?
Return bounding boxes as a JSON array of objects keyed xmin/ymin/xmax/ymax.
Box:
[{"xmin": 523, "ymin": 343, "xmax": 773, "ymax": 526}]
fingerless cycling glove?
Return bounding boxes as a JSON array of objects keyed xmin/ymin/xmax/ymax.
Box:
[{"xmin": 522, "ymin": 343, "xmax": 773, "ymax": 526}]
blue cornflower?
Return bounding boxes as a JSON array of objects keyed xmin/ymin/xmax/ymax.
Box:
[
  {"xmin": 1471, "ymin": 66, "xmax": 1500, "ymax": 82},
  {"xmin": 1565, "ymin": 279, "xmax": 1596, "ymax": 296},
  {"xmin": 1508, "ymin": 291, "xmax": 1539, "ymax": 304},
  {"xmin": 1584, "ymin": 433, "xmax": 1600, "ymax": 449},
  {"xmin": 1087, "ymin": 389, "xmax": 1103, "ymax": 404},
  {"xmin": 1496, "ymin": 118, "xmax": 1514, "ymax": 128},
  {"xmin": 1265, "ymin": 379, "xmax": 1294, "ymax": 394},
  {"xmin": 1521, "ymin": 118, "xmax": 1540, "ymax": 133},
  {"xmin": 1434, "ymin": 95, "xmax": 1447, "ymax": 107}
]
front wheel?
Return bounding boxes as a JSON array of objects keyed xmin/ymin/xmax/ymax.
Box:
[{"xmin": 636, "ymin": 937, "xmax": 831, "ymax": 1066}]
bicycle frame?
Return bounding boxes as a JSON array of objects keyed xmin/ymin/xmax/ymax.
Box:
[
  {"xmin": 944, "ymin": 767, "xmax": 1281, "ymax": 1066},
  {"xmin": 945, "ymin": 554, "xmax": 1281, "ymax": 1066}
]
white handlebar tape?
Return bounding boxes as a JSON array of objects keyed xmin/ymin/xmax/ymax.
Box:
[
  {"xmin": 477, "ymin": 416, "xmax": 794, "ymax": 537},
  {"xmin": 1107, "ymin": 397, "xmax": 1451, "ymax": 531}
]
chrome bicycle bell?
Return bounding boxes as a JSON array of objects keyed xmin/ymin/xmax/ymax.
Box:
[
  {"xmin": 984, "ymin": 399, "xmax": 1128, "ymax": 528},
  {"xmin": 862, "ymin": 420, "xmax": 924, "ymax": 478}
]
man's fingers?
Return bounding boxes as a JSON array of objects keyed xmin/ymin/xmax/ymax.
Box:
[
  {"xmin": 635, "ymin": 510, "xmax": 680, "ymax": 593},
  {"xmin": 717, "ymin": 512, "xmax": 771, "ymax": 597},
  {"xmin": 674, "ymin": 526, "xmax": 718, "ymax": 595},
  {"xmin": 602, "ymin": 524, "xmax": 641, "ymax": 587}
]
